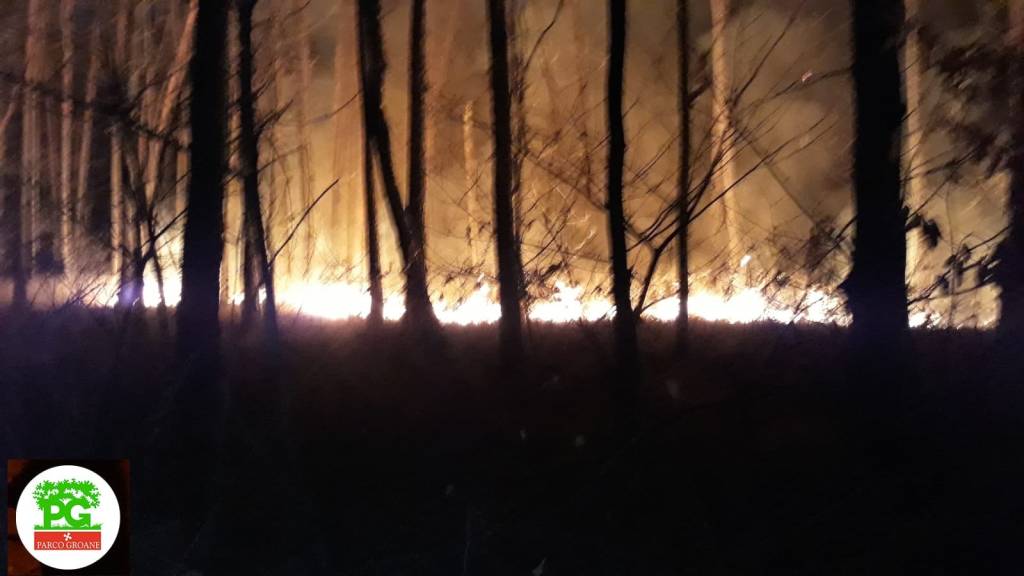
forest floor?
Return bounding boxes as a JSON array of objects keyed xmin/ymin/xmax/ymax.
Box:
[{"xmin": 1, "ymin": 308, "xmax": 1022, "ymax": 575}]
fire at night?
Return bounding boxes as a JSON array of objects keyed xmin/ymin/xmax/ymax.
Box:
[{"xmin": 2, "ymin": 0, "xmax": 1023, "ymax": 574}]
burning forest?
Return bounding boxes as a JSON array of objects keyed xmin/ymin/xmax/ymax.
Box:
[
  {"xmin": 1, "ymin": 0, "xmax": 1023, "ymax": 574},
  {"xmin": 0, "ymin": 0, "xmax": 1010, "ymax": 329}
]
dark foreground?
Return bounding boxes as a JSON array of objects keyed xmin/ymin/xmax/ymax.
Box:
[{"xmin": 1, "ymin": 308, "xmax": 1021, "ymax": 575}]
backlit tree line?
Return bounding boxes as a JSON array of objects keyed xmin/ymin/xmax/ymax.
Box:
[{"xmin": 0, "ymin": 0, "xmax": 1022, "ymax": 387}]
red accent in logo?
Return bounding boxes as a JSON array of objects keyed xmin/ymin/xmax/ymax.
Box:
[{"xmin": 34, "ymin": 531, "xmax": 102, "ymax": 550}]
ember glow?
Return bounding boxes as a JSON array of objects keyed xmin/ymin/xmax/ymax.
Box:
[
  {"xmin": 83, "ymin": 264, "xmax": 992, "ymax": 329},
  {"xmin": 274, "ymin": 280, "xmax": 852, "ymax": 325}
]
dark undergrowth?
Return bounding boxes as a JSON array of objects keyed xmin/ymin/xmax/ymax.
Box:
[{"xmin": 1, "ymin": 307, "xmax": 1021, "ymax": 575}]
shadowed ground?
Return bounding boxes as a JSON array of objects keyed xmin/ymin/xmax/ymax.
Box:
[{"xmin": 0, "ymin": 308, "xmax": 1019, "ymax": 574}]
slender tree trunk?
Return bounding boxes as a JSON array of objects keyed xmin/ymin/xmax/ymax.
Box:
[
  {"xmin": 291, "ymin": 0, "xmax": 316, "ymax": 277},
  {"xmin": 0, "ymin": 97, "xmax": 17, "ymax": 176},
  {"xmin": 224, "ymin": 12, "xmax": 242, "ymax": 306},
  {"xmin": 124, "ymin": 133, "xmax": 146, "ymax": 309},
  {"xmin": 143, "ymin": 2, "xmax": 197, "ymax": 208},
  {"xmin": 357, "ymin": 0, "xmax": 437, "ymax": 329},
  {"xmin": 427, "ymin": 0, "xmax": 461, "ymax": 271},
  {"xmin": 0, "ymin": 97, "xmax": 19, "ymax": 184},
  {"xmin": 76, "ymin": 29, "xmax": 99, "ymax": 237},
  {"xmin": 21, "ymin": 0, "xmax": 42, "ymax": 301},
  {"xmin": 237, "ymin": 0, "xmax": 280, "ymax": 342},
  {"xmin": 405, "ymin": 0, "xmax": 435, "ymax": 327},
  {"xmin": 136, "ymin": 1, "xmax": 195, "ymax": 321},
  {"xmin": 608, "ymin": 0, "xmax": 640, "ymax": 420},
  {"xmin": 2, "ymin": 90, "xmax": 25, "ymax": 308},
  {"xmin": 127, "ymin": 3, "xmax": 148, "ymax": 307},
  {"xmin": 363, "ymin": 134, "xmax": 384, "ymax": 325},
  {"xmin": 463, "ymin": 101, "xmax": 481, "ymax": 267},
  {"xmin": 178, "ymin": 0, "xmax": 228, "ymax": 374},
  {"xmin": 1001, "ymin": 0, "xmax": 1024, "ymax": 341},
  {"xmin": 110, "ymin": 122, "xmax": 123, "ymax": 277},
  {"xmin": 111, "ymin": 0, "xmax": 131, "ymax": 304},
  {"xmin": 488, "ymin": 0, "xmax": 525, "ymax": 366},
  {"xmin": 676, "ymin": 0, "xmax": 692, "ymax": 353},
  {"xmin": 709, "ymin": 0, "xmax": 739, "ymax": 261},
  {"xmin": 332, "ymin": 0, "xmax": 360, "ymax": 264},
  {"xmin": 60, "ymin": 0, "xmax": 76, "ymax": 273},
  {"xmin": 168, "ymin": 0, "xmax": 188, "ymax": 235},
  {"xmin": 242, "ymin": 217, "xmax": 258, "ymax": 326},
  {"xmin": 168, "ymin": 6, "xmax": 229, "ymax": 564},
  {"xmin": 843, "ymin": 0, "xmax": 908, "ymax": 348},
  {"xmin": 332, "ymin": 0, "xmax": 347, "ymax": 241},
  {"xmin": 46, "ymin": 97, "xmax": 63, "ymax": 271},
  {"xmin": 507, "ymin": 0, "xmax": 527, "ymax": 278},
  {"xmin": 355, "ymin": 0, "xmax": 384, "ymax": 325}
]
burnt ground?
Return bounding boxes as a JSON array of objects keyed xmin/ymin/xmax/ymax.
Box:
[{"xmin": 1, "ymin": 308, "xmax": 1022, "ymax": 575}]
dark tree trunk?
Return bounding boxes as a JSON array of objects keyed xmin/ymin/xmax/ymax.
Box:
[
  {"xmin": 405, "ymin": 0, "xmax": 434, "ymax": 327},
  {"xmin": 167, "ymin": 1, "xmax": 228, "ymax": 565},
  {"xmin": 1000, "ymin": 3, "xmax": 1024, "ymax": 346},
  {"xmin": 608, "ymin": 0, "xmax": 640, "ymax": 419},
  {"xmin": 2, "ymin": 101, "xmax": 26, "ymax": 308},
  {"xmin": 842, "ymin": 0, "xmax": 908, "ymax": 347},
  {"xmin": 487, "ymin": 0, "xmax": 525, "ymax": 367},
  {"xmin": 363, "ymin": 133, "xmax": 384, "ymax": 326},
  {"xmin": 237, "ymin": 0, "xmax": 279, "ymax": 343},
  {"xmin": 110, "ymin": 0, "xmax": 142, "ymax": 310},
  {"xmin": 356, "ymin": 2, "xmax": 384, "ymax": 326},
  {"xmin": 124, "ymin": 151, "xmax": 146, "ymax": 309},
  {"xmin": 177, "ymin": 0, "xmax": 228, "ymax": 374},
  {"xmin": 357, "ymin": 0, "xmax": 436, "ymax": 329},
  {"xmin": 676, "ymin": 0, "xmax": 691, "ymax": 354},
  {"xmin": 507, "ymin": 0, "xmax": 528, "ymax": 300},
  {"xmin": 242, "ymin": 226, "xmax": 259, "ymax": 327},
  {"xmin": 17, "ymin": 0, "xmax": 39, "ymax": 309},
  {"xmin": 842, "ymin": 0, "xmax": 911, "ymax": 451}
]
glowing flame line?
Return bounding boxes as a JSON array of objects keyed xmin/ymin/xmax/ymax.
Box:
[{"xmin": 98, "ymin": 272, "xmax": 854, "ymax": 326}]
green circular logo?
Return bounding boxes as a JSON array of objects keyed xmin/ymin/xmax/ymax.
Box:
[{"xmin": 15, "ymin": 465, "xmax": 121, "ymax": 571}]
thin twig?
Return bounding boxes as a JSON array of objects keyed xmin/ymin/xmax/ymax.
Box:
[{"xmin": 269, "ymin": 179, "xmax": 340, "ymax": 265}]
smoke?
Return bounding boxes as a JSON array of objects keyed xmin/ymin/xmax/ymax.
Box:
[
  {"xmin": 250, "ymin": 0, "xmax": 1005, "ymax": 326},
  {"xmin": 0, "ymin": 0, "xmax": 1005, "ymax": 325}
]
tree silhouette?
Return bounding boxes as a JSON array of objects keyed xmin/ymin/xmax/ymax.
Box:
[
  {"xmin": 842, "ymin": 0, "xmax": 909, "ymax": 345},
  {"xmin": 177, "ymin": 0, "xmax": 227, "ymax": 376},
  {"xmin": 1001, "ymin": 0, "xmax": 1024, "ymax": 345},
  {"xmin": 2, "ymin": 81, "xmax": 25, "ymax": 308},
  {"xmin": 676, "ymin": 0, "xmax": 692, "ymax": 354},
  {"xmin": 407, "ymin": 0, "xmax": 432, "ymax": 326},
  {"xmin": 608, "ymin": 0, "xmax": 640, "ymax": 423},
  {"xmin": 488, "ymin": 0, "xmax": 525, "ymax": 368},
  {"xmin": 236, "ymin": 0, "xmax": 279, "ymax": 343},
  {"xmin": 357, "ymin": 0, "xmax": 437, "ymax": 331},
  {"xmin": 355, "ymin": 0, "xmax": 384, "ymax": 326}
]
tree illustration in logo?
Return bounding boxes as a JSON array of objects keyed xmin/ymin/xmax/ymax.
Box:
[{"xmin": 31, "ymin": 479, "xmax": 102, "ymax": 530}]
